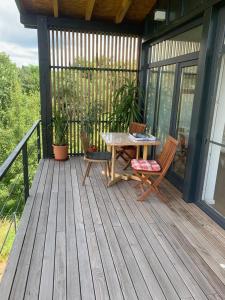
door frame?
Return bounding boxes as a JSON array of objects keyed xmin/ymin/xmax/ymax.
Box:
[{"xmin": 167, "ymin": 59, "xmax": 199, "ymax": 191}]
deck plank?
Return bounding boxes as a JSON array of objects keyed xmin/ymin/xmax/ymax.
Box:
[
  {"xmin": 0, "ymin": 160, "xmax": 44, "ymax": 300},
  {"xmin": 1, "ymin": 157, "xmax": 225, "ymax": 300},
  {"xmin": 9, "ymin": 160, "xmax": 50, "ymax": 300},
  {"xmin": 65, "ymin": 160, "xmax": 81, "ymax": 300},
  {"xmin": 38, "ymin": 161, "xmax": 59, "ymax": 300},
  {"xmin": 76, "ymin": 158, "xmax": 110, "ymax": 300},
  {"xmin": 24, "ymin": 160, "xmax": 54, "ymax": 299}
]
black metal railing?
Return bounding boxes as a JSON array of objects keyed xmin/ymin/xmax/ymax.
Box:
[{"xmin": 0, "ymin": 120, "xmax": 41, "ymax": 256}]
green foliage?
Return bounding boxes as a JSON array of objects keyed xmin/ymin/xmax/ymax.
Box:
[
  {"xmin": 0, "ymin": 219, "xmax": 16, "ymax": 262},
  {"xmin": 80, "ymin": 103, "xmax": 103, "ymax": 140},
  {"xmin": 110, "ymin": 80, "xmax": 142, "ymax": 132},
  {"xmin": 53, "ymin": 110, "xmax": 69, "ymax": 145},
  {"xmin": 0, "ymin": 52, "xmax": 40, "ymax": 262},
  {"xmin": 20, "ymin": 65, "xmax": 40, "ymax": 95}
]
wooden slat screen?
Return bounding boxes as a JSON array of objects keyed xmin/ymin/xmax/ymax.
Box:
[{"xmin": 50, "ymin": 30, "xmax": 140, "ymax": 154}]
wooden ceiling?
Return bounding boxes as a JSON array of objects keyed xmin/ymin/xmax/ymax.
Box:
[{"xmin": 20, "ymin": 0, "xmax": 157, "ymax": 24}]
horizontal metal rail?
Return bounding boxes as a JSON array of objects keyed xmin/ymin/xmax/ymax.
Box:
[
  {"xmin": 0, "ymin": 120, "xmax": 42, "ymax": 255},
  {"xmin": 0, "ymin": 120, "xmax": 41, "ymax": 180},
  {"xmin": 50, "ymin": 65, "xmax": 139, "ymax": 73},
  {"xmin": 209, "ymin": 140, "xmax": 225, "ymax": 148}
]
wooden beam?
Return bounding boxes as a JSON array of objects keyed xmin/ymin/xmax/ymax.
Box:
[
  {"xmin": 115, "ymin": 0, "xmax": 132, "ymax": 24},
  {"xmin": 85, "ymin": 0, "xmax": 95, "ymax": 21},
  {"xmin": 20, "ymin": 14, "xmax": 144, "ymax": 36},
  {"xmin": 53, "ymin": 0, "xmax": 59, "ymax": 18}
]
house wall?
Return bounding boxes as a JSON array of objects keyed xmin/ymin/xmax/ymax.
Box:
[{"xmin": 142, "ymin": 0, "xmax": 225, "ymax": 228}]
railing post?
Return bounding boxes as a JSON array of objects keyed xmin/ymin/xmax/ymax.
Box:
[
  {"xmin": 13, "ymin": 212, "xmax": 17, "ymax": 233},
  {"xmin": 22, "ymin": 142, "xmax": 29, "ymax": 202},
  {"xmin": 37, "ymin": 122, "xmax": 41, "ymax": 161}
]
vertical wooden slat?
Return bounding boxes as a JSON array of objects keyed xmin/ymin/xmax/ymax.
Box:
[
  {"xmin": 52, "ymin": 30, "xmax": 56, "ymax": 116},
  {"xmin": 72, "ymin": 31, "xmax": 75, "ymax": 154},
  {"xmin": 94, "ymin": 33, "xmax": 98, "ymax": 148},
  {"xmin": 49, "ymin": 29, "xmax": 139, "ymax": 155},
  {"xmin": 87, "ymin": 32, "xmax": 91, "ymax": 149},
  {"xmin": 68, "ymin": 30, "xmax": 72, "ymax": 154}
]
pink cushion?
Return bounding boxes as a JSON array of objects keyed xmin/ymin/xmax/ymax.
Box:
[{"xmin": 131, "ymin": 159, "xmax": 161, "ymax": 172}]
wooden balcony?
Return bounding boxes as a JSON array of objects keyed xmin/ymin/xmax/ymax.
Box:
[{"xmin": 1, "ymin": 157, "xmax": 225, "ymax": 300}]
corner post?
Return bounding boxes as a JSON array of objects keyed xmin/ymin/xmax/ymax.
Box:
[
  {"xmin": 138, "ymin": 41, "xmax": 149, "ymax": 123},
  {"xmin": 37, "ymin": 15, "xmax": 52, "ymax": 158}
]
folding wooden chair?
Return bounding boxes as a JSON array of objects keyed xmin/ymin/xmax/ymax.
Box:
[
  {"xmin": 131, "ymin": 136, "xmax": 178, "ymax": 201},
  {"xmin": 80, "ymin": 132, "xmax": 111, "ymax": 185},
  {"xmin": 116, "ymin": 122, "xmax": 146, "ymax": 170}
]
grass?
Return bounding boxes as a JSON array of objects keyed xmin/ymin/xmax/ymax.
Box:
[
  {"xmin": 0, "ymin": 218, "xmax": 16, "ymax": 262},
  {"xmin": 0, "ymin": 218, "xmax": 16, "ymax": 280}
]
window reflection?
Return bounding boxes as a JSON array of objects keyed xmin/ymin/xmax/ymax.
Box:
[
  {"xmin": 157, "ymin": 64, "xmax": 176, "ymax": 152},
  {"xmin": 173, "ymin": 65, "xmax": 197, "ymax": 178},
  {"xmin": 145, "ymin": 68, "xmax": 159, "ymax": 132},
  {"xmin": 150, "ymin": 25, "xmax": 202, "ymax": 63}
]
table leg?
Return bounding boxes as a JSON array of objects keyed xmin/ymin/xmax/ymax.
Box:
[
  {"xmin": 111, "ymin": 145, "xmax": 116, "ymax": 181},
  {"xmin": 136, "ymin": 146, "xmax": 140, "ymax": 159},
  {"xmin": 143, "ymin": 145, "xmax": 148, "ymax": 160}
]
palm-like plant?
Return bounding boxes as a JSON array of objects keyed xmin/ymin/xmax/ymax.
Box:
[
  {"xmin": 110, "ymin": 80, "xmax": 142, "ymax": 132},
  {"xmin": 53, "ymin": 110, "xmax": 69, "ymax": 146}
]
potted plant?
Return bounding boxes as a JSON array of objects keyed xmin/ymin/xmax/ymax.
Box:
[
  {"xmin": 52, "ymin": 110, "xmax": 69, "ymax": 160},
  {"xmin": 109, "ymin": 79, "xmax": 142, "ymax": 132},
  {"xmin": 80, "ymin": 103, "xmax": 103, "ymax": 152}
]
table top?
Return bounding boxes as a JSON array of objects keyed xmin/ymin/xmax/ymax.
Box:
[{"xmin": 101, "ymin": 132, "xmax": 160, "ymax": 146}]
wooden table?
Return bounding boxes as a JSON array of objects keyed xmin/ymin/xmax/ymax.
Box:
[{"xmin": 101, "ymin": 132, "xmax": 160, "ymax": 186}]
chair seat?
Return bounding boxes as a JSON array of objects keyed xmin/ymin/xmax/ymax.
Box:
[
  {"xmin": 86, "ymin": 151, "xmax": 112, "ymax": 161},
  {"xmin": 131, "ymin": 159, "xmax": 161, "ymax": 172}
]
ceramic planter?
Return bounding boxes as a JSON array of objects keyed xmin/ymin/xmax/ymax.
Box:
[{"xmin": 53, "ymin": 144, "xmax": 68, "ymax": 161}]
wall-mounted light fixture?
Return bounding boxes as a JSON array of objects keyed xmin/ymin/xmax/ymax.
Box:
[{"xmin": 154, "ymin": 9, "xmax": 166, "ymax": 22}]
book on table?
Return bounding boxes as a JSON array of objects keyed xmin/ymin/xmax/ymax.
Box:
[{"xmin": 129, "ymin": 133, "xmax": 157, "ymax": 141}]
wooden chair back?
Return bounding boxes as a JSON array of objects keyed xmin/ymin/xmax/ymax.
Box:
[
  {"xmin": 129, "ymin": 122, "xmax": 146, "ymax": 134},
  {"xmin": 157, "ymin": 136, "xmax": 178, "ymax": 175},
  {"xmin": 80, "ymin": 131, "xmax": 89, "ymax": 155}
]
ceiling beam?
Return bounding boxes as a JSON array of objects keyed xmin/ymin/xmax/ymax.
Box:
[
  {"xmin": 85, "ymin": 0, "xmax": 95, "ymax": 21},
  {"xmin": 115, "ymin": 0, "xmax": 132, "ymax": 24},
  {"xmin": 53, "ymin": 0, "xmax": 59, "ymax": 18},
  {"xmin": 20, "ymin": 13, "xmax": 144, "ymax": 36}
]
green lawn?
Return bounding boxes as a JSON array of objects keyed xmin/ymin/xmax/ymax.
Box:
[{"xmin": 0, "ymin": 218, "xmax": 16, "ymax": 263}]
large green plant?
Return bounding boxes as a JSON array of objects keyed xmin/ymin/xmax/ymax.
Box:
[
  {"xmin": 110, "ymin": 80, "xmax": 142, "ymax": 132},
  {"xmin": 53, "ymin": 110, "xmax": 69, "ymax": 146},
  {"xmin": 80, "ymin": 103, "xmax": 103, "ymax": 139}
]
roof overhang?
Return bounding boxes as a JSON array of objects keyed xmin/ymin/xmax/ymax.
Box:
[{"xmin": 16, "ymin": 0, "xmax": 157, "ymax": 35}]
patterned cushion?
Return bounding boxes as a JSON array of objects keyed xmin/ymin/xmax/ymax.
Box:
[{"xmin": 131, "ymin": 159, "xmax": 161, "ymax": 172}]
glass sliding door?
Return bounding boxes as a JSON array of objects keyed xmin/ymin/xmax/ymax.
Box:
[
  {"xmin": 203, "ymin": 54, "xmax": 225, "ymax": 217},
  {"xmin": 172, "ymin": 64, "xmax": 198, "ymax": 179},
  {"xmin": 156, "ymin": 64, "xmax": 176, "ymax": 152},
  {"xmin": 145, "ymin": 65, "xmax": 176, "ymax": 153},
  {"xmin": 145, "ymin": 68, "xmax": 159, "ymax": 132}
]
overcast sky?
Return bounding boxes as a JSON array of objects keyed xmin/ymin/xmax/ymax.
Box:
[{"xmin": 0, "ymin": 0, "xmax": 38, "ymax": 66}]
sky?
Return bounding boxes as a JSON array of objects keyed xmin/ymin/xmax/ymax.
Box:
[{"xmin": 0, "ymin": 0, "xmax": 38, "ymax": 67}]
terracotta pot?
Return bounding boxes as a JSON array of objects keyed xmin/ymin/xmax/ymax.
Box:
[{"xmin": 53, "ymin": 144, "xmax": 68, "ymax": 161}]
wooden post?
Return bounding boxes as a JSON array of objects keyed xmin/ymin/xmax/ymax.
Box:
[{"xmin": 37, "ymin": 15, "xmax": 53, "ymax": 158}]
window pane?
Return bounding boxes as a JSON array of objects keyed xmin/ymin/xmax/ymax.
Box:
[
  {"xmin": 203, "ymin": 144, "xmax": 225, "ymax": 217},
  {"xmin": 157, "ymin": 64, "xmax": 176, "ymax": 151},
  {"xmin": 150, "ymin": 25, "xmax": 202, "ymax": 63},
  {"xmin": 173, "ymin": 65, "xmax": 197, "ymax": 178},
  {"xmin": 145, "ymin": 68, "xmax": 159, "ymax": 132},
  {"xmin": 203, "ymin": 54, "xmax": 225, "ymax": 216}
]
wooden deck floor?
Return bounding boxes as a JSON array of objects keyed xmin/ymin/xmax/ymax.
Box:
[{"xmin": 1, "ymin": 157, "xmax": 225, "ymax": 300}]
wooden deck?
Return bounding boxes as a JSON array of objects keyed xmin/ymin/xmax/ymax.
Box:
[{"xmin": 1, "ymin": 157, "xmax": 225, "ymax": 300}]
